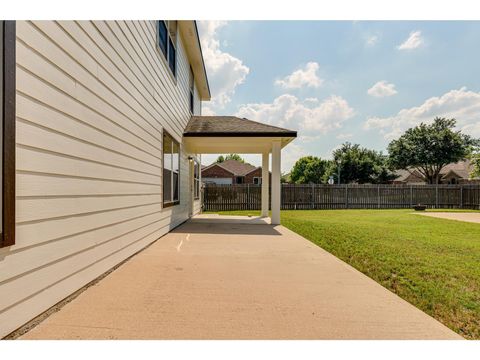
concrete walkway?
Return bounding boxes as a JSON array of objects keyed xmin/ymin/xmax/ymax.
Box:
[
  {"xmin": 415, "ymin": 211, "xmax": 480, "ymax": 224},
  {"xmin": 22, "ymin": 216, "xmax": 460, "ymax": 339}
]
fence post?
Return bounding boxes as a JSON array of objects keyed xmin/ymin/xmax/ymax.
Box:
[
  {"xmin": 460, "ymin": 186, "xmax": 463, "ymax": 209},
  {"xmin": 345, "ymin": 184, "xmax": 348, "ymax": 209},
  {"xmin": 435, "ymin": 185, "xmax": 439, "ymax": 209},
  {"xmin": 409, "ymin": 185, "xmax": 413, "ymax": 208},
  {"xmin": 247, "ymin": 184, "xmax": 250, "ymax": 211},
  {"xmin": 311, "ymin": 183, "xmax": 315, "ymax": 210},
  {"xmin": 377, "ymin": 185, "xmax": 380, "ymax": 209}
]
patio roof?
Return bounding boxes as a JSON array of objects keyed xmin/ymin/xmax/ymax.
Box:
[
  {"xmin": 184, "ymin": 116, "xmax": 297, "ymax": 138},
  {"xmin": 183, "ymin": 115, "xmax": 296, "ymax": 224},
  {"xmin": 183, "ymin": 116, "xmax": 297, "ymax": 154}
]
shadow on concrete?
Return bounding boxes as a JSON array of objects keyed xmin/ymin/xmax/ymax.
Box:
[{"xmin": 173, "ymin": 218, "xmax": 282, "ymax": 236}]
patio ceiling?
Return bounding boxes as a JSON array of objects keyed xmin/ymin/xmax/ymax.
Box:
[{"xmin": 183, "ymin": 116, "xmax": 297, "ymax": 154}]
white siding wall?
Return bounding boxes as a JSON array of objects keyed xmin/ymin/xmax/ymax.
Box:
[{"xmin": 0, "ymin": 20, "xmax": 203, "ymax": 337}]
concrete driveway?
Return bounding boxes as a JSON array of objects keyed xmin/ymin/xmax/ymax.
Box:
[{"xmin": 22, "ymin": 215, "xmax": 461, "ymax": 339}]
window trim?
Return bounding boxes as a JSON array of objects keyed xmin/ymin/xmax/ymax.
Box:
[
  {"xmin": 162, "ymin": 129, "xmax": 180, "ymax": 208},
  {"xmin": 253, "ymin": 177, "xmax": 262, "ymax": 185},
  {"xmin": 156, "ymin": 21, "xmax": 177, "ymax": 81},
  {"xmin": 0, "ymin": 21, "xmax": 16, "ymax": 248}
]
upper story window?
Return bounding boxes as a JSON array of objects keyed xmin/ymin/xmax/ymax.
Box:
[
  {"xmin": 189, "ymin": 66, "xmax": 195, "ymax": 114},
  {"xmin": 158, "ymin": 21, "xmax": 177, "ymax": 77},
  {"xmin": 163, "ymin": 131, "xmax": 180, "ymax": 207}
]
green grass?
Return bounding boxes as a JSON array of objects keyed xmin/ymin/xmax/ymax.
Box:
[{"xmin": 210, "ymin": 209, "xmax": 480, "ymax": 339}]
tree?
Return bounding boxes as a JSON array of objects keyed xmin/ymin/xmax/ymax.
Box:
[
  {"xmin": 290, "ymin": 156, "xmax": 331, "ymax": 184},
  {"xmin": 388, "ymin": 117, "xmax": 478, "ymax": 184},
  {"xmin": 470, "ymin": 153, "xmax": 480, "ymax": 179},
  {"xmin": 325, "ymin": 143, "xmax": 395, "ymax": 184},
  {"xmin": 216, "ymin": 154, "xmax": 245, "ymax": 163}
]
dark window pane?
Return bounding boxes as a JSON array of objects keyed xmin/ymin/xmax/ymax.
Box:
[
  {"xmin": 168, "ymin": 37, "xmax": 176, "ymax": 75},
  {"xmin": 190, "ymin": 91, "xmax": 194, "ymax": 114},
  {"xmin": 163, "ymin": 168, "xmax": 172, "ymax": 202},
  {"xmin": 172, "ymin": 172, "xmax": 179, "ymax": 201},
  {"xmin": 158, "ymin": 21, "xmax": 167, "ymax": 57}
]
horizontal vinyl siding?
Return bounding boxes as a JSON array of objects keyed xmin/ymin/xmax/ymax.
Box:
[{"xmin": 0, "ymin": 20, "xmax": 200, "ymax": 337}]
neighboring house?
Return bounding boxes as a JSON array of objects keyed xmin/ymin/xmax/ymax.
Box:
[
  {"xmin": 393, "ymin": 160, "xmax": 477, "ymax": 184},
  {"xmin": 0, "ymin": 21, "xmax": 296, "ymax": 337},
  {"xmin": 202, "ymin": 159, "xmax": 271, "ymax": 185}
]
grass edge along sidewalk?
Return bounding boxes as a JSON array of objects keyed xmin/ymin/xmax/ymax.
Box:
[{"xmin": 208, "ymin": 209, "xmax": 480, "ymax": 339}]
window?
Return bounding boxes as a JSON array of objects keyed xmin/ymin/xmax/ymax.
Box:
[
  {"xmin": 157, "ymin": 21, "xmax": 177, "ymax": 77},
  {"xmin": 194, "ymin": 160, "xmax": 200, "ymax": 199},
  {"xmin": 253, "ymin": 177, "xmax": 262, "ymax": 185},
  {"xmin": 163, "ymin": 131, "xmax": 180, "ymax": 207},
  {"xmin": 0, "ymin": 21, "xmax": 16, "ymax": 248},
  {"xmin": 189, "ymin": 66, "xmax": 195, "ymax": 114},
  {"xmin": 236, "ymin": 177, "xmax": 244, "ymax": 184}
]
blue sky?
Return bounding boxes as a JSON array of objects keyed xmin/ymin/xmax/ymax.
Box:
[{"xmin": 197, "ymin": 21, "xmax": 480, "ymax": 171}]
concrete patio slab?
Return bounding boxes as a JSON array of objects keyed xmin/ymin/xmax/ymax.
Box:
[
  {"xmin": 415, "ymin": 211, "xmax": 480, "ymax": 224},
  {"xmin": 21, "ymin": 215, "xmax": 461, "ymax": 340}
]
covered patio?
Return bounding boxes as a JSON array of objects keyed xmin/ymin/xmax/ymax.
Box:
[{"xmin": 184, "ymin": 116, "xmax": 297, "ymax": 224}]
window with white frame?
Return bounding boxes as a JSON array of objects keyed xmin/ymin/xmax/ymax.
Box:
[
  {"xmin": 163, "ymin": 131, "xmax": 180, "ymax": 207},
  {"xmin": 253, "ymin": 177, "xmax": 262, "ymax": 185},
  {"xmin": 158, "ymin": 21, "xmax": 177, "ymax": 76},
  {"xmin": 194, "ymin": 160, "xmax": 200, "ymax": 199}
]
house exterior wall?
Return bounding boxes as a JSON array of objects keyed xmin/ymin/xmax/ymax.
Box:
[
  {"xmin": 0, "ymin": 20, "xmax": 203, "ymax": 338},
  {"xmin": 244, "ymin": 168, "xmax": 271, "ymax": 184},
  {"xmin": 201, "ymin": 164, "xmax": 235, "ymax": 184}
]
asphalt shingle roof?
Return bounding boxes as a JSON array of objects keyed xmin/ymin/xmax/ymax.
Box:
[
  {"xmin": 203, "ymin": 159, "xmax": 258, "ymax": 176},
  {"xmin": 184, "ymin": 116, "xmax": 297, "ymax": 137}
]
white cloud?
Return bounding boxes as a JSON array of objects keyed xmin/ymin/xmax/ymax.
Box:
[
  {"xmin": 201, "ymin": 106, "xmax": 216, "ymax": 116},
  {"xmin": 367, "ymin": 80, "xmax": 398, "ymax": 97},
  {"xmin": 364, "ymin": 87, "xmax": 480, "ymax": 140},
  {"xmin": 336, "ymin": 133, "xmax": 353, "ymax": 140},
  {"xmin": 366, "ymin": 35, "xmax": 378, "ymax": 47},
  {"xmin": 397, "ymin": 30, "xmax": 424, "ymax": 50},
  {"xmin": 275, "ymin": 62, "xmax": 323, "ymax": 89},
  {"xmin": 236, "ymin": 94, "xmax": 355, "ymax": 134},
  {"xmin": 235, "ymin": 94, "xmax": 354, "ymax": 172},
  {"xmin": 197, "ymin": 21, "xmax": 250, "ymax": 108}
]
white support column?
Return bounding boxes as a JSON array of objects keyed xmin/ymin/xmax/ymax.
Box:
[
  {"xmin": 271, "ymin": 140, "xmax": 281, "ymax": 225},
  {"xmin": 261, "ymin": 152, "xmax": 269, "ymax": 217}
]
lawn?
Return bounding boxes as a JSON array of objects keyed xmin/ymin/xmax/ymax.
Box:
[{"xmin": 210, "ymin": 209, "xmax": 480, "ymax": 339}]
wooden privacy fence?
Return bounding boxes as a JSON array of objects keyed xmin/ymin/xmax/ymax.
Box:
[{"xmin": 203, "ymin": 184, "xmax": 480, "ymax": 211}]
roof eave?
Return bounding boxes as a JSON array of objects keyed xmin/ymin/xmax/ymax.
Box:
[
  {"xmin": 178, "ymin": 21, "xmax": 211, "ymax": 101},
  {"xmin": 184, "ymin": 131, "xmax": 298, "ymax": 138}
]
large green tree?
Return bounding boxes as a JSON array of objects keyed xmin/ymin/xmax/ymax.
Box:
[
  {"xmin": 388, "ymin": 117, "xmax": 478, "ymax": 184},
  {"xmin": 470, "ymin": 153, "xmax": 480, "ymax": 179},
  {"xmin": 325, "ymin": 143, "xmax": 395, "ymax": 184},
  {"xmin": 216, "ymin": 154, "xmax": 245, "ymax": 163},
  {"xmin": 290, "ymin": 156, "xmax": 331, "ymax": 184}
]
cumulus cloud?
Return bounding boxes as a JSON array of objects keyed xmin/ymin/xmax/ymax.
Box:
[
  {"xmin": 367, "ymin": 80, "xmax": 398, "ymax": 97},
  {"xmin": 366, "ymin": 35, "xmax": 378, "ymax": 47},
  {"xmin": 397, "ymin": 30, "xmax": 424, "ymax": 50},
  {"xmin": 197, "ymin": 21, "xmax": 249, "ymax": 108},
  {"xmin": 275, "ymin": 62, "xmax": 323, "ymax": 89},
  {"xmin": 236, "ymin": 94, "xmax": 355, "ymax": 134},
  {"xmin": 364, "ymin": 87, "xmax": 480, "ymax": 140},
  {"xmin": 336, "ymin": 133, "xmax": 353, "ymax": 140}
]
